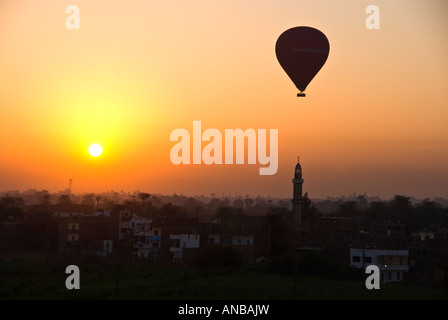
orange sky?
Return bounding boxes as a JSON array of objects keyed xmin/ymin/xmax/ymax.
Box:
[{"xmin": 0, "ymin": 0, "xmax": 447, "ymax": 199}]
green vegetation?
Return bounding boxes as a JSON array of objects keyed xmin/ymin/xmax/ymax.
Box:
[{"xmin": 0, "ymin": 257, "xmax": 444, "ymax": 300}]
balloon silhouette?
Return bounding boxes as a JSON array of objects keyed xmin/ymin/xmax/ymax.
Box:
[{"xmin": 276, "ymin": 26, "xmax": 329, "ymax": 97}]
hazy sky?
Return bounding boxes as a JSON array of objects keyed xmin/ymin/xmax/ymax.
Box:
[{"xmin": 0, "ymin": 0, "xmax": 447, "ymax": 199}]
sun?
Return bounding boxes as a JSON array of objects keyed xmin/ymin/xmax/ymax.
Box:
[{"xmin": 88, "ymin": 144, "xmax": 103, "ymax": 157}]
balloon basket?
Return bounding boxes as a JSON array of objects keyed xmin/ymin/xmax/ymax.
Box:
[{"xmin": 297, "ymin": 93, "xmax": 306, "ymax": 97}]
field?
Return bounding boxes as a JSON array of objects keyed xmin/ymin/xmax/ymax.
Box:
[{"xmin": 0, "ymin": 257, "xmax": 444, "ymax": 300}]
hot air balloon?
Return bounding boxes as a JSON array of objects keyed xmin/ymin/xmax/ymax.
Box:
[{"xmin": 275, "ymin": 26, "xmax": 329, "ymax": 97}]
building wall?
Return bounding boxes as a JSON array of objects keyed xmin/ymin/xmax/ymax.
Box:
[
  {"xmin": 169, "ymin": 234, "xmax": 200, "ymax": 263},
  {"xmin": 231, "ymin": 235, "xmax": 253, "ymax": 246},
  {"xmin": 411, "ymin": 231, "xmax": 435, "ymax": 241},
  {"xmin": 350, "ymin": 248, "xmax": 409, "ymax": 283},
  {"xmin": 57, "ymin": 213, "xmax": 118, "ymax": 256},
  {"xmin": 118, "ymin": 210, "xmax": 157, "ymax": 260},
  {"xmin": 209, "ymin": 234, "xmax": 220, "ymax": 245}
]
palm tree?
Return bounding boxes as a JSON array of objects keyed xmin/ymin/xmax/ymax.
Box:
[
  {"xmin": 138, "ymin": 192, "xmax": 151, "ymax": 217},
  {"xmin": 95, "ymin": 196, "xmax": 102, "ymax": 207}
]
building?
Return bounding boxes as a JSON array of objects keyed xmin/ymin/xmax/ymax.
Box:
[
  {"xmin": 150, "ymin": 226, "xmax": 162, "ymax": 262},
  {"xmin": 157, "ymin": 213, "xmax": 270, "ymax": 265},
  {"xmin": 350, "ymin": 248, "xmax": 409, "ymax": 283},
  {"xmin": 290, "ymin": 157, "xmax": 312, "ymax": 253},
  {"xmin": 169, "ymin": 233, "xmax": 200, "ymax": 263},
  {"xmin": 410, "ymin": 231, "xmax": 435, "ymax": 242},
  {"xmin": 291, "ymin": 158, "xmax": 304, "ymax": 224},
  {"xmin": 207, "ymin": 233, "xmax": 257, "ymax": 264},
  {"xmin": 209, "ymin": 214, "xmax": 270, "ymax": 264},
  {"xmin": 57, "ymin": 210, "xmax": 117, "ymax": 256},
  {"xmin": 118, "ymin": 210, "xmax": 155, "ymax": 259},
  {"xmin": 408, "ymin": 229, "xmax": 448, "ymax": 284}
]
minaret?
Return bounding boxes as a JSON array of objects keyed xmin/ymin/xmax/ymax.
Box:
[{"xmin": 292, "ymin": 157, "xmax": 304, "ymax": 224}]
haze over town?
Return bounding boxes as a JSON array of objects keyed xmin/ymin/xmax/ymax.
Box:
[{"xmin": 1, "ymin": 0, "xmax": 447, "ymax": 200}]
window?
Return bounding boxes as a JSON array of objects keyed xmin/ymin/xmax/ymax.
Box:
[
  {"xmin": 365, "ymin": 257, "xmax": 372, "ymax": 263},
  {"xmin": 417, "ymin": 250, "xmax": 427, "ymax": 256},
  {"xmin": 353, "ymin": 256, "xmax": 361, "ymax": 262},
  {"xmin": 237, "ymin": 238, "xmax": 241, "ymax": 244},
  {"xmin": 247, "ymin": 239, "xmax": 250, "ymax": 245}
]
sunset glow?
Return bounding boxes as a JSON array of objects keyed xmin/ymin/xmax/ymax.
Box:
[
  {"xmin": 0, "ymin": 0, "xmax": 447, "ymax": 199},
  {"xmin": 88, "ymin": 144, "xmax": 103, "ymax": 157}
]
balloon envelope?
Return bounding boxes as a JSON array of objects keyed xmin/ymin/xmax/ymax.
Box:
[{"xmin": 276, "ymin": 26, "xmax": 329, "ymax": 94}]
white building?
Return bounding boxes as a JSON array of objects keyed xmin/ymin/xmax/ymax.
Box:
[
  {"xmin": 119, "ymin": 210, "xmax": 154, "ymax": 259},
  {"xmin": 170, "ymin": 234, "xmax": 200, "ymax": 263},
  {"xmin": 350, "ymin": 248, "xmax": 409, "ymax": 283}
]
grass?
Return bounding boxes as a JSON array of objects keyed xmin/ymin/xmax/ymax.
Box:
[{"xmin": 0, "ymin": 258, "xmax": 445, "ymax": 300}]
